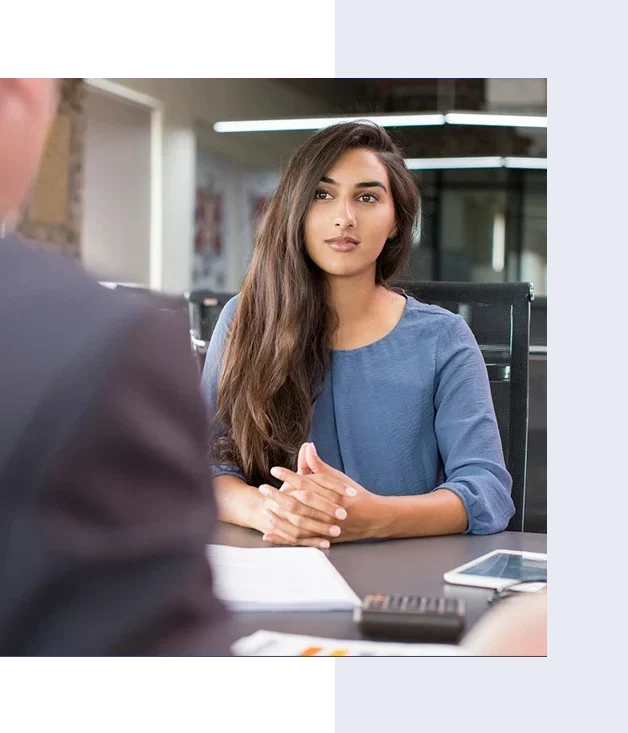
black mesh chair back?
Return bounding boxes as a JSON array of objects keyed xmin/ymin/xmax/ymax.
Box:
[
  {"xmin": 185, "ymin": 290, "xmax": 237, "ymax": 370},
  {"xmin": 395, "ymin": 280, "xmax": 534, "ymax": 532}
]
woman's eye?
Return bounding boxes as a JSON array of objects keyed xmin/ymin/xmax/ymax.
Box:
[
  {"xmin": 358, "ymin": 193, "xmax": 378, "ymax": 203},
  {"xmin": 315, "ymin": 190, "xmax": 330, "ymax": 200}
]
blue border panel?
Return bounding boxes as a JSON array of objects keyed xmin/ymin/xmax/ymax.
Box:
[{"xmin": 334, "ymin": 0, "xmax": 628, "ymax": 733}]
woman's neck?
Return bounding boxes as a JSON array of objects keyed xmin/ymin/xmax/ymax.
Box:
[
  {"xmin": 327, "ymin": 273, "xmax": 382, "ymax": 328},
  {"xmin": 325, "ymin": 269, "xmax": 407, "ymax": 350}
]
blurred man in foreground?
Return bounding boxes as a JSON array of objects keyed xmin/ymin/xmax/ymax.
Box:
[{"xmin": 0, "ymin": 79, "xmax": 228, "ymax": 655}]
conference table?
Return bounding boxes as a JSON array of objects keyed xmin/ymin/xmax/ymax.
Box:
[{"xmin": 214, "ymin": 522, "xmax": 547, "ymax": 647}]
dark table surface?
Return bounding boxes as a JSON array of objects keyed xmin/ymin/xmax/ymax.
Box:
[{"xmin": 214, "ymin": 522, "xmax": 547, "ymax": 645}]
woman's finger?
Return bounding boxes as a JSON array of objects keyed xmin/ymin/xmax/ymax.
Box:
[
  {"xmin": 263, "ymin": 504, "xmax": 319, "ymax": 540},
  {"xmin": 268, "ymin": 504, "xmax": 342, "ymax": 540},
  {"xmin": 270, "ymin": 466, "xmax": 352, "ymax": 497},
  {"xmin": 262, "ymin": 533, "xmax": 330, "ymax": 549},
  {"xmin": 260, "ymin": 484, "xmax": 342, "ymax": 523},
  {"xmin": 306, "ymin": 442, "xmax": 352, "ymax": 484},
  {"xmin": 290, "ymin": 488, "xmax": 348, "ymax": 521},
  {"xmin": 297, "ymin": 443, "xmax": 311, "ymax": 475}
]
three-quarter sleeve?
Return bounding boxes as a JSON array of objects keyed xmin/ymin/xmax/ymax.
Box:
[
  {"xmin": 199, "ymin": 295, "xmax": 246, "ymax": 481},
  {"xmin": 433, "ymin": 314, "xmax": 515, "ymax": 534}
]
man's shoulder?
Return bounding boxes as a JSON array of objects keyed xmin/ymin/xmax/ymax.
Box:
[
  {"xmin": 0, "ymin": 236, "xmax": 163, "ymax": 420},
  {"xmin": 0, "ymin": 234, "xmax": 164, "ymax": 338},
  {"xmin": 0, "ymin": 234, "xmax": 124, "ymax": 316}
]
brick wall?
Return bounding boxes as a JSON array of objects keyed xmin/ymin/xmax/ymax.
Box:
[{"xmin": 17, "ymin": 78, "xmax": 85, "ymax": 258}]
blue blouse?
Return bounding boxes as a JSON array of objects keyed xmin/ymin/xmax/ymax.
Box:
[{"xmin": 201, "ymin": 293, "xmax": 515, "ymax": 535}]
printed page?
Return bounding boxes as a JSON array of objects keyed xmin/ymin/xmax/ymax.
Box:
[
  {"xmin": 206, "ymin": 545, "xmax": 362, "ymax": 611},
  {"xmin": 232, "ymin": 630, "xmax": 468, "ymax": 656}
]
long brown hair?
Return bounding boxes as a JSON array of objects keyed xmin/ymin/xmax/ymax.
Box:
[{"xmin": 213, "ymin": 121, "xmax": 420, "ymax": 486}]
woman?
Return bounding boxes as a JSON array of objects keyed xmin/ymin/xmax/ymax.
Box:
[{"xmin": 201, "ymin": 121, "xmax": 514, "ymax": 548}]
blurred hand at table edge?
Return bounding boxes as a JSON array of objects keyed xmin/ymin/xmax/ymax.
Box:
[{"xmin": 461, "ymin": 589, "xmax": 547, "ymax": 656}]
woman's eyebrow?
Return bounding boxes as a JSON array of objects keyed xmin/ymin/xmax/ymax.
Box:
[{"xmin": 320, "ymin": 176, "xmax": 388, "ymax": 193}]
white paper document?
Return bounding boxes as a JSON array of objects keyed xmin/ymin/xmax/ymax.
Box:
[
  {"xmin": 232, "ymin": 630, "xmax": 469, "ymax": 656},
  {"xmin": 206, "ymin": 544, "xmax": 362, "ymax": 611}
]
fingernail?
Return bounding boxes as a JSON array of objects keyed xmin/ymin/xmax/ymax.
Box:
[
  {"xmin": 259, "ymin": 485, "xmax": 272, "ymax": 495},
  {"xmin": 335, "ymin": 507, "xmax": 347, "ymax": 520},
  {"xmin": 267, "ymin": 500, "xmax": 280, "ymax": 512},
  {"xmin": 345, "ymin": 486, "xmax": 358, "ymax": 497},
  {"xmin": 310, "ymin": 442, "xmax": 318, "ymax": 457},
  {"xmin": 329, "ymin": 525, "xmax": 341, "ymax": 537},
  {"xmin": 270, "ymin": 467, "xmax": 281, "ymax": 477},
  {"xmin": 319, "ymin": 540, "xmax": 330, "ymax": 549},
  {"xmin": 262, "ymin": 534, "xmax": 269, "ymax": 541}
]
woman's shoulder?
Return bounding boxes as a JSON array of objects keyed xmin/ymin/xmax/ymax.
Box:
[
  {"xmin": 404, "ymin": 293, "xmax": 455, "ymax": 316},
  {"xmin": 215, "ymin": 293, "xmax": 240, "ymax": 327},
  {"xmin": 392, "ymin": 294, "xmax": 477, "ymax": 356},
  {"xmin": 403, "ymin": 293, "xmax": 466, "ymax": 330}
]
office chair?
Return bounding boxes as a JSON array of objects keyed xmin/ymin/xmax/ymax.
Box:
[
  {"xmin": 185, "ymin": 290, "xmax": 236, "ymax": 371},
  {"xmin": 189, "ymin": 281, "xmax": 534, "ymax": 532},
  {"xmin": 395, "ymin": 281, "xmax": 534, "ymax": 532}
]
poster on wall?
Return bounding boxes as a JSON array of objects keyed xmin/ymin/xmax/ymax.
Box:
[
  {"xmin": 193, "ymin": 184, "xmax": 225, "ymax": 290},
  {"xmin": 252, "ymin": 194, "xmax": 270, "ymax": 228}
]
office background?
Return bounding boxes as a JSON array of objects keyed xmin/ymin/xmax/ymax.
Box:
[{"xmin": 17, "ymin": 78, "xmax": 547, "ymax": 532}]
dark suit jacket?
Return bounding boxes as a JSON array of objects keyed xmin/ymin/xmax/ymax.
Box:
[{"xmin": 0, "ymin": 235, "xmax": 228, "ymax": 655}]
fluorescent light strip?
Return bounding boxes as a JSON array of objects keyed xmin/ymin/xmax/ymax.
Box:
[
  {"xmin": 503, "ymin": 157, "xmax": 547, "ymax": 169},
  {"xmin": 214, "ymin": 113, "xmax": 446, "ymax": 133},
  {"xmin": 445, "ymin": 112, "xmax": 547, "ymax": 128},
  {"xmin": 404, "ymin": 156, "xmax": 546, "ymax": 170},
  {"xmin": 405, "ymin": 157, "xmax": 503, "ymax": 170},
  {"xmin": 213, "ymin": 111, "xmax": 547, "ymax": 133},
  {"xmin": 492, "ymin": 211, "xmax": 506, "ymax": 273}
]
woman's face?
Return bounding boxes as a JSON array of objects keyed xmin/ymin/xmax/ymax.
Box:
[{"xmin": 304, "ymin": 148, "xmax": 397, "ymax": 280}]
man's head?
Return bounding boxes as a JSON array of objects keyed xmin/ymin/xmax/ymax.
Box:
[{"xmin": 0, "ymin": 79, "xmax": 59, "ymax": 220}]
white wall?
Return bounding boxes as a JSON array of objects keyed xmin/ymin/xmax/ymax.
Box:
[
  {"xmin": 82, "ymin": 89, "xmax": 152, "ymax": 285},
  {"xmin": 194, "ymin": 149, "xmax": 280, "ymax": 290},
  {"xmin": 108, "ymin": 79, "xmax": 333, "ymax": 294},
  {"xmin": 486, "ymin": 78, "xmax": 546, "ymax": 113}
]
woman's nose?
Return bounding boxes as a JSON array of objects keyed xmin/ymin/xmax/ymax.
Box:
[{"xmin": 333, "ymin": 198, "xmax": 357, "ymax": 229}]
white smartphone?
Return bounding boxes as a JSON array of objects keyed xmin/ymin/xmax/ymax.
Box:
[{"xmin": 443, "ymin": 549, "xmax": 547, "ymax": 591}]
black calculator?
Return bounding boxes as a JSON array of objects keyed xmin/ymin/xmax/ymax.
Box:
[{"xmin": 354, "ymin": 594, "xmax": 466, "ymax": 644}]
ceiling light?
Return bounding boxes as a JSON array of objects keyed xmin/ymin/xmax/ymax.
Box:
[
  {"xmin": 213, "ymin": 111, "xmax": 546, "ymax": 133},
  {"xmin": 503, "ymin": 157, "xmax": 547, "ymax": 169},
  {"xmin": 213, "ymin": 113, "xmax": 446, "ymax": 133},
  {"xmin": 445, "ymin": 112, "xmax": 547, "ymax": 128},
  {"xmin": 404, "ymin": 156, "xmax": 546, "ymax": 170},
  {"xmin": 405, "ymin": 157, "xmax": 503, "ymax": 170}
]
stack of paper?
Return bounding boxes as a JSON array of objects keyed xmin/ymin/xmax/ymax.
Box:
[
  {"xmin": 232, "ymin": 630, "xmax": 469, "ymax": 656},
  {"xmin": 206, "ymin": 544, "xmax": 362, "ymax": 611}
]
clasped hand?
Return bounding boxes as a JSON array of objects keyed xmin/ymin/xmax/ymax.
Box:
[{"xmin": 257, "ymin": 442, "xmax": 383, "ymax": 547}]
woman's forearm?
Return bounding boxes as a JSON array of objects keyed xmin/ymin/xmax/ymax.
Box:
[
  {"xmin": 373, "ymin": 488, "xmax": 468, "ymax": 539},
  {"xmin": 213, "ymin": 474, "xmax": 264, "ymax": 531}
]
